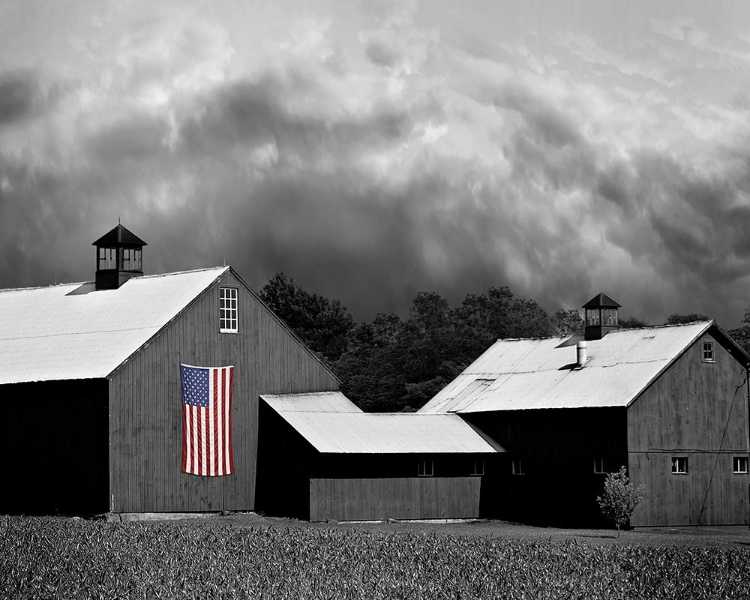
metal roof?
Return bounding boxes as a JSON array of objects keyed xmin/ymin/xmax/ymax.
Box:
[
  {"xmin": 92, "ymin": 224, "xmax": 147, "ymax": 247},
  {"xmin": 582, "ymin": 292, "xmax": 620, "ymax": 309},
  {"xmin": 0, "ymin": 267, "xmax": 228, "ymax": 385},
  {"xmin": 419, "ymin": 322, "xmax": 722, "ymax": 413},
  {"xmin": 262, "ymin": 392, "xmax": 498, "ymax": 454}
]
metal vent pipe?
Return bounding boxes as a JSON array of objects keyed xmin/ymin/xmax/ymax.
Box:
[{"xmin": 576, "ymin": 341, "xmax": 587, "ymax": 367}]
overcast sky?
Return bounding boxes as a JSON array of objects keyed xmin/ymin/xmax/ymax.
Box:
[{"xmin": 2, "ymin": 0, "xmax": 750, "ymax": 325}]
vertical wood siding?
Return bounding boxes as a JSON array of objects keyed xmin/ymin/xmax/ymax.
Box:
[
  {"xmin": 309, "ymin": 477, "xmax": 482, "ymax": 521},
  {"xmin": 108, "ymin": 270, "xmax": 339, "ymax": 513},
  {"xmin": 627, "ymin": 331, "xmax": 750, "ymax": 525}
]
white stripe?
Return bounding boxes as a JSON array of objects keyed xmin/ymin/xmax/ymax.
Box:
[
  {"xmin": 184, "ymin": 405, "xmax": 192, "ymax": 473},
  {"xmin": 192, "ymin": 404, "xmax": 199, "ymax": 475},
  {"xmin": 225, "ymin": 367, "xmax": 232, "ymax": 474},
  {"xmin": 217, "ymin": 368, "xmax": 225, "ymax": 475},
  {"xmin": 208, "ymin": 369, "xmax": 216, "ymax": 476}
]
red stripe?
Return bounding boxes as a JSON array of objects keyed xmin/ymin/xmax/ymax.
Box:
[
  {"xmin": 213, "ymin": 368, "xmax": 220, "ymax": 475},
  {"xmin": 228, "ymin": 366, "xmax": 234, "ymax": 474},
  {"xmin": 196, "ymin": 401, "xmax": 203, "ymax": 476},
  {"xmin": 181, "ymin": 404, "xmax": 188, "ymax": 473}
]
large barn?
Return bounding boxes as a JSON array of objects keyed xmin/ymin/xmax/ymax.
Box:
[
  {"xmin": 420, "ymin": 293, "xmax": 750, "ymax": 527},
  {"xmin": 0, "ymin": 224, "xmax": 339, "ymax": 515}
]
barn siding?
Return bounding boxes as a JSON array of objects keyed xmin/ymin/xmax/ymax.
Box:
[
  {"xmin": 108, "ymin": 270, "xmax": 339, "ymax": 513},
  {"xmin": 309, "ymin": 477, "xmax": 482, "ymax": 521},
  {"xmin": 627, "ymin": 331, "xmax": 750, "ymax": 526}
]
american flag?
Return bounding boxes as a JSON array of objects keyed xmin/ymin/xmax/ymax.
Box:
[{"xmin": 181, "ymin": 364, "xmax": 234, "ymax": 476}]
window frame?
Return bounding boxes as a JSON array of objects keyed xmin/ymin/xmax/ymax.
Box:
[
  {"xmin": 733, "ymin": 456, "xmax": 748, "ymax": 474},
  {"xmin": 219, "ymin": 287, "xmax": 239, "ymax": 333},
  {"xmin": 418, "ymin": 459, "xmax": 434, "ymax": 477},
  {"xmin": 671, "ymin": 456, "xmax": 688, "ymax": 474},
  {"xmin": 593, "ymin": 457, "xmax": 606, "ymax": 474},
  {"xmin": 471, "ymin": 459, "xmax": 484, "ymax": 476},
  {"xmin": 702, "ymin": 340, "xmax": 715, "ymax": 363},
  {"xmin": 512, "ymin": 457, "xmax": 525, "ymax": 476}
]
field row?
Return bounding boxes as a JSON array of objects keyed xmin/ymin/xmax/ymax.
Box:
[{"xmin": 1, "ymin": 516, "xmax": 749, "ymax": 599}]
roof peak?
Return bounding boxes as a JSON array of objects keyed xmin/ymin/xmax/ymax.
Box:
[
  {"xmin": 582, "ymin": 292, "xmax": 621, "ymax": 309},
  {"xmin": 92, "ymin": 223, "xmax": 148, "ymax": 247}
]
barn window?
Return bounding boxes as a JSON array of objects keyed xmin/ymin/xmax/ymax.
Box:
[
  {"xmin": 586, "ymin": 309, "xmax": 600, "ymax": 326},
  {"xmin": 418, "ymin": 460, "xmax": 434, "ymax": 477},
  {"xmin": 593, "ymin": 457, "xmax": 606, "ymax": 474},
  {"xmin": 219, "ymin": 287, "xmax": 238, "ymax": 333},
  {"xmin": 702, "ymin": 341, "xmax": 715, "ymax": 363},
  {"xmin": 671, "ymin": 457, "xmax": 688, "ymax": 474},
  {"xmin": 471, "ymin": 459, "xmax": 484, "ymax": 476},
  {"xmin": 733, "ymin": 457, "xmax": 748, "ymax": 474},
  {"xmin": 512, "ymin": 458, "xmax": 524, "ymax": 475}
]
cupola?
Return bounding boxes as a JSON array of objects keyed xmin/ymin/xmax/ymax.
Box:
[
  {"xmin": 93, "ymin": 224, "xmax": 147, "ymax": 290},
  {"xmin": 582, "ymin": 292, "xmax": 620, "ymax": 340}
]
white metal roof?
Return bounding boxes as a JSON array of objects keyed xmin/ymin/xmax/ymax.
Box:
[
  {"xmin": 0, "ymin": 267, "xmax": 229, "ymax": 385},
  {"xmin": 419, "ymin": 322, "xmax": 718, "ymax": 413},
  {"xmin": 261, "ymin": 392, "xmax": 498, "ymax": 454}
]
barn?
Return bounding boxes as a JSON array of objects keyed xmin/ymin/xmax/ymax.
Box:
[
  {"xmin": 256, "ymin": 391, "xmax": 498, "ymax": 521},
  {"xmin": 419, "ymin": 293, "xmax": 750, "ymax": 526},
  {"xmin": 0, "ymin": 224, "xmax": 339, "ymax": 515}
]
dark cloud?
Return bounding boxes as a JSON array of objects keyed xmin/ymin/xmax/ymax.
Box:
[{"xmin": 0, "ymin": 70, "xmax": 40, "ymax": 125}]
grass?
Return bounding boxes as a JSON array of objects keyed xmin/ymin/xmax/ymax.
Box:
[{"xmin": 2, "ymin": 515, "xmax": 750, "ymax": 599}]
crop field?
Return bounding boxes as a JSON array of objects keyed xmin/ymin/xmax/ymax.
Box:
[{"xmin": 2, "ymin": 516, "xmax": 749, "ymax": 599}]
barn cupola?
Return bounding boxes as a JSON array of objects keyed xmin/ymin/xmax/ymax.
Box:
[
  {"xmin": 93, "ymin": 224, "xmax": 147, "ymax": 290},
  {"xmin": 583, "ymin": 292, "xmax": 620, "ymax": 340}
]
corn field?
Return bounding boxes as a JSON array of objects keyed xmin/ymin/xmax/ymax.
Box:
[{"xmin": 1, "ymin": 516, "xmax": 748, "ymax": 599}]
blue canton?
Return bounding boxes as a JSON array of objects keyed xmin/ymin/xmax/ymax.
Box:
[{"xmin": 181, "ymin": 365, "xmax": 210, "ymax": 407}]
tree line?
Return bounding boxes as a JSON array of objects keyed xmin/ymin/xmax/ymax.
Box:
[{"xmin": 259, "ymin": 273, "xmax": 750, "ymax": 412}]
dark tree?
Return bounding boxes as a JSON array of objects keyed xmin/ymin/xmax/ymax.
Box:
[
  {"xmin": 728, "ymin": 309, "xmax": 750, "ymax": 355},
  {"xmin": 259, "ymin": 273, "xmax": 355, "ymax": 362},
  {"xmin": 619, "ymin": 316, "xmax": 649, "ymax": 329},
  {"xmin": 551, "ymin": 308, "xmax": 584, "ymax": 336},
  {"xmin": 665, "ymin": 313, "xmax": 710, "ymax": 325}
]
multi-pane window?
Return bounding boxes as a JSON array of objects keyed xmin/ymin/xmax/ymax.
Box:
[
  {"xmin": 702, "ymin": 341, "xmax": 715, "ymax": 363},
  {"xmin": 602, "ymin": 309, "xmax": 618, "ymax": 326},
  {"xmin": 121, "ymin": 248, "xmax": 142, "ymax": 271},
  {"xmin": 98, "ymin": 247, "xmax": 117, "ymax": 270},
  {"xmin": 418, "ymin": 460, "xmax": 434, "ymax": 477},
  {"xmin": 219, "ymin": 287, "xmax": 238, "ymax": 333},
  {"xmin": 512, "ymin": 458, "xmax": 525, "ymax": 475},
  {"xmin": 733, "ymin": 457, "xmax": 748, "ymax": 474},
  {"xmin": 472, "ymin": 459, "xmax": 484, "ymax": 476},
  {"xmin": 671, "ymin": 457, "xmax": 688, "ymax": 474},
  {"xmin": 586, "ymin": 309, "xmax": 600, "ymax": 326}
]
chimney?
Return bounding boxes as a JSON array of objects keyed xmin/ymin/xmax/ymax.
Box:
[
  {"xmin": 92, "ymin": 224, "xmax": 147, "ymax": 290},
  {"xmin": 582, "ymin": 292, "xmax": 621, "ymax": 341},
  {"xmin": 576, "ymin": 341, "xmax": 587, "ymax": 367}
]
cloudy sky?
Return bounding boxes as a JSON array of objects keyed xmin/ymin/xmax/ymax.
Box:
[{"xmin": 2, "ymin": 0, "xmax": 750, "ymax": 325}]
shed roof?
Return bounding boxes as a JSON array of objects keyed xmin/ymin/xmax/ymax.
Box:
[
  {"xmin": 262, "ymin": 392, "xmax": 499, "ymax": 454},
  {"xmin": 419, "ymin": 322, "xmax": 747, "ymax": 413},
  {"xmin": 92, "ymin": 224, "xmax": 147, "ymax": 247},
  {"xmin": 0, "ymin": 267, "xmax": 228, "ymax": 385}
]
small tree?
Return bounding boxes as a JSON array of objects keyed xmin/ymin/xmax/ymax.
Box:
[{"xmin": 597, "ymin": 466, "xmax": 646, "ymax": 536}]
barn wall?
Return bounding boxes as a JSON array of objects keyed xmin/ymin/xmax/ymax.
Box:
[
  {"xmin": 309, "ymin": 477, "xmax": 482, "ymax": 521},
  {"xmin": 463, "ymin": 408, "xmax": 628, "ymax": 525},
  {"xmin": 108, "ymin": 270, "xmax": 339, "ymax": 513},
  {"xmin": 627, "ymin": 331, "xmax": 750, "ymax": 526},
  {"xmin": 0, "ymin": 379, "xmax": 109, "ymax": 515}
]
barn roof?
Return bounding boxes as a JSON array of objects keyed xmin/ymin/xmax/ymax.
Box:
[
  {"xmin": 262, "ymin": 392, "xmax": 499, "ymax": 454},
  {"xmin": 0, "ymin": 267, "xmax": 229, "ymax": 385},
  {"xmin": 419, "ymin": 321, "xmax": 749, "ymax": 413}
]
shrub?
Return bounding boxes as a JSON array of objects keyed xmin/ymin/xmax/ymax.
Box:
[{"xmin": 597, "ymin": 466, "xmax": 646, "ymax": 536}]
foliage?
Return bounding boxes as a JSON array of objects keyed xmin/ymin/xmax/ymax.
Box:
[
  {"xmin": 727, "ymin": 309, "xmax": 750, "ymax": 355},
  {"xmin": 665, "ymin": 313, "xmax": 710, "ymax": 325},
  {"xmin": 259, "ymin": 273, "xmax": 355, "ymax": 362},
  {"xmin": 551, "ymin": 308, "xmax": 584, "ymax": 336},
  {"xmin": 619, "ymin": 316, "xmax": 649, "ymax": 329},
  {"xmin": 597, "ymin": 467, "xmax": 646, "ymax": 536},
  {"xmin": 2, "ymin": 516, "xmax": 750, "ymax": 600}
]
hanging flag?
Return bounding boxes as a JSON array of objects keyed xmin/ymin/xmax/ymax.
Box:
[{"xmin": 181, "ymin": 364, "xmax": 235, "ymax": 476}]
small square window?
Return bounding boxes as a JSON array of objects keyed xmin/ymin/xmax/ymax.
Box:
[
  {"xmin": 672, "ymin": 457, "xmax": 688, "ymax": 474},
  {"xmin": 418, "ymin": 460, "xmax": 433, "ymax": 477},
  {"xmin": 512, "ymin": 458, "xmax": 524, "ymax": 475},
  {"xmin": 702, "ymin": 341, "xmax": 715, "ymax": 363},
  {"xmin": 733, "ymin": 457, "xmax": 748, "ymax": 474},
  {"xmin": 219, "ymin": 287, "xmax": 238, "ymax": 333},
  {"xmin": 472, "ymin": 459, "xmax": 484, "ymax": 476}
]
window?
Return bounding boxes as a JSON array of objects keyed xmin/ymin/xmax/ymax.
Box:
[
  {"xmin": 702, "ymin": 341, "xmax": 715, "ymax": 363},
  {"xmin": 219, "ymin": 287, "xmax": 238, "ymax": 333},
  {"xmin": 602, "ymin": 309, "xmax": 618, "ymax": 326},
  {"xmin": 593, "ymin": 457, "xmax": 606, "ymax": 474},
  {"xmin": 671, "ymin": 457, "xmax": 688, "ymax": 474},
  {"xmin": 586, "ymin": 309, "xmax": 600, "ymax": 326},
  {"xmin": 471, "ymin": 459, "xmax": 484, "ymax": 476},
  {"xmin": 418, "ymin": 460, "xmax": 433, "ymax": 477},
  {"xmin": 733, "ymin": 457, "xmax": 748, "ymax": 474},
  {"xmin": 512, "ymin": 458, "xmax": 524, "ymax": 475},
  {"xmin": 121, "ymin": 248, "xmax": 142, "ymax": 271},
  {"xmin": 98, "ymin": 247, "xmax": 117, "ymax": 270}
]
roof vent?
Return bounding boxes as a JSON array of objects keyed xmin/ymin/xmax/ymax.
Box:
[
  {"xmin": 92, "ymin": 224, "xmax": 147, "ymax": 290},
  {"xmin": 576, "ymin": 341, "xmax": 588, "ymax": 367},
  {"xmin": 582, "ymin": 292, "xmax": 620, "ymax": 340}
]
